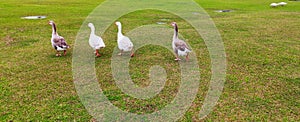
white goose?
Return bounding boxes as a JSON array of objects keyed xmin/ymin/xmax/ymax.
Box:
[
  {"xmin": 278, "ymin": 2, "xmax": 287, "ymax": 6},
  {"xmin": 171, "ymin": 22, "xmax": 191, "ymax": 61},
  {"xmin": 270, "ymin": 3, "xmax": 279, "ymax": 7},
  {"xmin": 48, "ymin": 21, "xmax": 70, "ymax": 56},
  {"xmin": 88, "ymin": 23, "xmax": 106, "ymax": 57},
  {"xmin": 115, "ymin": 21, "xmax": 134, "ymax": 57}
]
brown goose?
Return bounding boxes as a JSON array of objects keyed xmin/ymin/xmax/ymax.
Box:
[
  {"xmin": 171, "ymin": 22, "xmax": 191, "ymax": 61},
  {"xmin": 48, "ymin": 21, "xmax": 70, "ymax": 56}
]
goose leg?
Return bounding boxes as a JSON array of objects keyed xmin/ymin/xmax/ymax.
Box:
[
  {"xmin": 174, "ymin": 49, "xmax": 181, "ymax": 61},
  {"xmin": 118, "ymin": 50, "xmax": 123, "ymax": 56},
  {"xmin": 95, "ymin": 49, "xmax": 101, "ymax": 57},
  {"xmin": 185, "ymin": 53, "xmax": 189, "ymax": 61},
  {"xmin": 130, "ymin": 49, "xmax": 134, "ymax": 57},
  {"xmin": 175, "ymin": 54, "xmax": 181, "ymax": 61},
  {"xmin": 63, "ymin": 50, "xmax": 67, "ymax": 56},
  {"xmin": 56, "ymin": 51, "xmax": 61, "ymax": 57}
]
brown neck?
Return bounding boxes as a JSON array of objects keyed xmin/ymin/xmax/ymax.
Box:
[
  {"xmin": 173, "ymin": 24, "xmax": 178, "ymax": 39},
  {"xmin": 52, "ymin": 23, "xmax": 57, "ymax": 34}
]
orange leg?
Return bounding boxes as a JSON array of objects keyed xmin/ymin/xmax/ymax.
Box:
[
  {"xmin": 95, "ymin": 49, "xmax": 101, "ymax": 57},
  {"xmin": 186, "ymin": 53, "xmax": 189, "ymax": 61},
  {"xmin": 63, "ymin": 50, "xmax": 67, "ymax": 56},
  {"xmin": 130, "ymin": 49, "xmax": 134, "ymax": 57}
]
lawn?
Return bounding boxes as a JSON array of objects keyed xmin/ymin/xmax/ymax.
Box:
[{"xmin": 0, "ymin": 0, "xmax": 299, "ymax": 121}]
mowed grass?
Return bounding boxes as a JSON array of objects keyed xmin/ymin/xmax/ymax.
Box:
[{"xmin": 0, "ymin": 0, "xmax": 299, "ymax": 121}]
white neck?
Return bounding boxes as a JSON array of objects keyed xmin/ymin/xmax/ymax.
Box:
[
  {"xmin": 89, "ymin": 25, "xmax": 95, "ymax": 35},
  {"xmin": 117, "ymin": 24, "xmax": 123, "ymax": 38}
]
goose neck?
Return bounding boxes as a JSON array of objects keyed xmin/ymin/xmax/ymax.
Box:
[
  {"xmin": 173, "ymin": 25, "xmax": 179, "ymax": 40},
  {"xmin": 117, "ymin": 25, "xmax": 123, "ymax": 37},
  {"xmin": 52, "ymin": 23, "xmax": 57, "ymax": 35},
  {"xmin": 89, "ymin": 26, "xmax": 95, "ymax": 34}
]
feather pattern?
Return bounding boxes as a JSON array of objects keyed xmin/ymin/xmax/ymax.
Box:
[
  {"xmin": 172, "ymin": 22, "xmax": 192, "ymax": 61},
  {"xmin": 52, "ymin": 36, "xmax": 69, "ymax": 51},
  {"xmin": 49, "ymin": 21, "xmax": 70, "ymax": 56},
  {"xmin": 171, "ymin": 22, "xmax": 191, "ymax": 58}
]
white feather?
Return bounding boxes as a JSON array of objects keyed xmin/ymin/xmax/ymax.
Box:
[
  {"xmin": 270, "ymin": 3, "xmax": 278, "ymax": 7},
  {"xmin": 118, "ymin": 36, "xmax": 133, "ymax": 51},
  {"xmin": 116, "ymin": 22, "xmax": 134, "ymax": 52},
  {"xmin": 278, "ymin": 2, "xmax": 287, "ymax": 6},
  {"xmin": 177, "ymin": 48, "xmax": 191, "ymax": 56},
  {"xmin": 88, "ymin": 23, "xmax": 106, "ymax": 50},
  {"xmin": 55, "ymin": 46, "xmax": 66, "ymax": 51}
]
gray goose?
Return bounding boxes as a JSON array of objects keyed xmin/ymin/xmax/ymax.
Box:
[
  {"xmin": 48, "ymin": 21, "xmax": 70, "ymax": 56},
  {"xmin": 171, "ymin": 22, "xmax": 191, "ymax": 61}
]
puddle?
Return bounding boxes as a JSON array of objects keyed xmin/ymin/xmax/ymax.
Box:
[
  {"xmin": 216, "ymin": 10, "xmax": 233, "ymax": 13},
  {"xmin": 156, "ymin": 18, "xmax": 170, "ymax": 25},
  {"xmin": 21, "ymin": 16, "xmax": 47, "ymax": 20},
  {"xmin": 156, "ymin": 22, "xmax": 167, "ymax": 25}
]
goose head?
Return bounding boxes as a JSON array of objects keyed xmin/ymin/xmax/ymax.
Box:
[
  {"xmin": 171, "ymin": 22, "xmax": 177, "ymax": 27},
  {"xmin": 88, "ymin": 23, "xmax": 94, "ymax": 28},
  {"xmin": 171, "ymin": 22, "xmax": 178, "ymax": 33},
  {"xmin": 48, "ymin": 20, "xmax": 55, "ymax": 25},
  {"xmin": 115, "ymin": 21, "xmax": 121, "ymax": 26}
]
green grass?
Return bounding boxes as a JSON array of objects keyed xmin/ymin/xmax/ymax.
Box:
[{"xmin": 0, "ymin": 0, "xmax": 299, "ymax": 121}]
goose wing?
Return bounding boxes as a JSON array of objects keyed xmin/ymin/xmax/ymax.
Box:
[
  {"xmin": 97, "ymin": 36, "xmax": 105, "ymax": 48},
  {"xmin": 89, "ymin": 35, "xmax": 99, "ymax": 48},
  {"xmin": 174, "ymin": 39, "xmax": 189, "ymax": 51},
  {"xmin": 53, "ymin": 36, "xmax": 69, "ymax": 48},
  {"xmin": 118, "ymin": 36, "xmax": 133, "ymax": 51},
  {"xmin": 89, "ymin": 34, "xmax": 105, "ymax": 49}
]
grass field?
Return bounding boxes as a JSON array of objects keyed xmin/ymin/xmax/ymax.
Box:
[{"xmin": 0, "ymin": 0, "xmax": 299, "ymax": 121}]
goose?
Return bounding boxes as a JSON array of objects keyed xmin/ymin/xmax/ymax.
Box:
[
  {"xmin": 278, "ymin": 2, "xmax": 287, "ymax": 6},
  {"xmin": 115, "ymin": 21, "xmax": 134, "ymax": 57},
  {"xmin": 270, "ymin": 3, "xmax": 279, "ymax": 7},
  {"xmin": 88, "ymin": 23, "xmax": 106, "ymax": 57},
  {"xmin": 48, "ymin": 21, "xmax": 70, "ymax": 56},
  {"xmin": 171, "ymin": 22, "xmax": 191, "ymax": 61}
]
